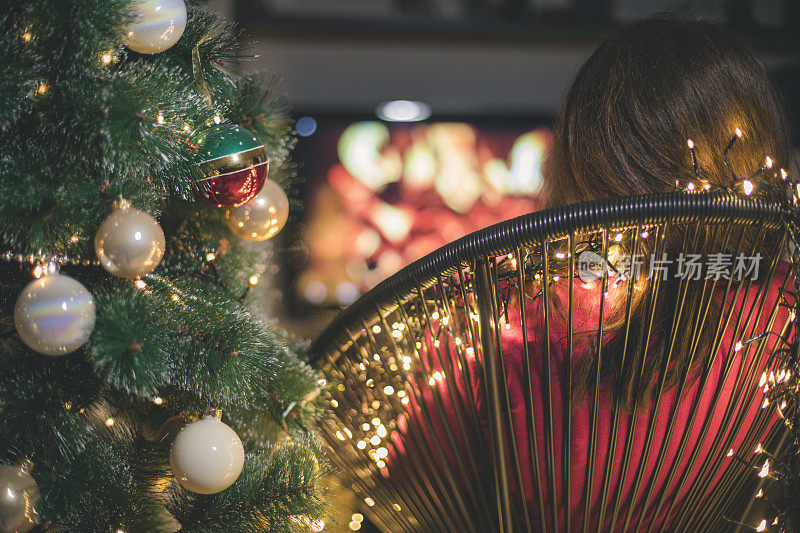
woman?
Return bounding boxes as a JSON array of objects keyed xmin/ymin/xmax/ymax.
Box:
[
  {"xmin": 510, "ymin": 14, "xmax": 794, "ymax": 530},
  {"xmin": 391, "ymin": 14, "xmax": 795, "ymax": 532}
]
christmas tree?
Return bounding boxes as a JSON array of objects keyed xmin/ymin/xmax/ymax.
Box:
[{"xmin": 0, "ymin": 0, "xmax": 326, "ymax": 531}]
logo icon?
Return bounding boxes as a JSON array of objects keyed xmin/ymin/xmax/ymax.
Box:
[{"xmin": 577, "ymin": 250, "xmax": 608, "ymax": 283}]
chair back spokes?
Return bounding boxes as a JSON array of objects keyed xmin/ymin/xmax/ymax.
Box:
[{"xmin": 314, "ymin": 192, "xmax": 795, "ymax": 532}]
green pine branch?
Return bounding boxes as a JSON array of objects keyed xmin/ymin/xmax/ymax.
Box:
[
  {"xmin": 165, "ymin": 435, "xmax": 326, "ymax": 533},
  {"xmin": 0, "ymin": 0, "xmax": 327, "ymax": 529}
]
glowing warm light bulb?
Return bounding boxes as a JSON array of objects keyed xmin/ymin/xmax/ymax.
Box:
[
  {"xmin": 686, "ymin": 138, "xmax": 694, "ymax": 149},
  {"xmin": 781, "ymin": 168, "xmax": 788, "ymax": 180},
  {"xmin": 758, "ymin": 459, "xmax": 770, "ymax": 478},
  {"xmin": 206, "ymin": 252, "xmax": 216, "ymax": 261},
  {"xmin": 101, "ymin": 52, "xmax": 114, "ymax": 65},
  {"xmin": 727, "ymin": 448, "xmax": 734, "ymax": 457},
  {"xmin": 249, "ymin": 274, "xmax": 259, "ymax": 286},
  {"xmin": 765, "ymin": 156, "xmax": 773, "ymax": 169},
  {"xmin": 152, "ymin": 397, "xmax": 163, "ymax": 405},
  {"xmin": 106, "ymin": 417, "xmax": 115, "ymax": 426},
  {"xmin": 135, "ymin": 279, "xmax": 147, "ymax": 289},
  {"xmin": 755, "ymin": 519, "xmax": 766, "ymax": 532},
  {"xmin": 735, "ymin": 127, "xmax": 743, "ymax": 138},
  {"xmin": 365, "ymin": 497, "xmax": 375, "ymax": 507},
  {"xmin": 687, "ymin": 182, "xmax": 695, "ymax": 192}
]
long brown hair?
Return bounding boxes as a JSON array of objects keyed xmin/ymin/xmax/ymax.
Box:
[{"xmin": 547, "ymin": 15, "xmax": 793, "ymax": 408}]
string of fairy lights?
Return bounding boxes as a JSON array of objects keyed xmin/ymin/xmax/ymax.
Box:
[{"xmin": 321, "ymin": 127, "xmax": 800, "ymax": 531}]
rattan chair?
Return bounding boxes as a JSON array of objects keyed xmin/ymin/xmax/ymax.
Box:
[{"xmin": 312, "ymin": 190, "xmax": 798, "ymax": 532}]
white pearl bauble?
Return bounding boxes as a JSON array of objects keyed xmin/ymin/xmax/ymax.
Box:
[
  {"xmin": 225, "ymin": 179, "xmax": 289, "ymax": 241},
  {"xmin": 14, "ymin": 272, "xmax": 95, "ymax": 356},
  {"xmin": 94, "ymin": 203, "xmax": 165, "ymax": 279},
  {"xmin": 170, "ymin": 415, "xmax": 245, "ymax": 494},
  {"xmin": 123, "ymin": 0, "xmax": 187, "ymax": 54}
]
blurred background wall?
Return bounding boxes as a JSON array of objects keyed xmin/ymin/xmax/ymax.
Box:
[{"xmin": 226, "ymin": 0, "xmax": 799, "ymax": 339}]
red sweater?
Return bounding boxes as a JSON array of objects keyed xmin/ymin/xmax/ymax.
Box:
[{"xmin": 388, "ymin": 262, "xmax": 791, "ymax": 530}]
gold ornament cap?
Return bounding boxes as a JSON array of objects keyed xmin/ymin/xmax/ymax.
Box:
[
  {"xmin": 15, "ymin": 458, "xmax": 33, "ymax": 474},
  {"xmin": 112, "ymin": 198, "xmax": 133, "ymax": 212},
  {"xmin": 204, "ymin": 403, "xmax": 223, "ymax": 419}
]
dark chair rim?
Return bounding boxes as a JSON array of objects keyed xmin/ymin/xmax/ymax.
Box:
[{"xmin": 311, "ymin": 190, "xmax": 788, "ymax": 362}]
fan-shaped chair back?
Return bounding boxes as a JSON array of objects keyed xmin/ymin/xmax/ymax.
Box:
[{"xmin": 312, "ymin": 191, "xmax": 796, "ymax": 532}]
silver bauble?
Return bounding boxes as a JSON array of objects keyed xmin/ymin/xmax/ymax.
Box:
[
  {"xmin": 170, "ymin": 412, "xmax": 244, "ymax": 494},
  {"xmin": 225, "ymin": 179, "xmax": 289, "ymax": 241},
  {"xmin": 0, "ymin": 460, "xmax": 39, "ymax": 533},
  {"xmin": 123, "ymin": 0, "xmax": 187, "ymax": 54},
  {"xmin": 95, "ymin": 201, "xmax": 165, "ymax": 279},
  {"xmin": 14, "ymin": 270, "xmax": 95, "ymax": 356}
]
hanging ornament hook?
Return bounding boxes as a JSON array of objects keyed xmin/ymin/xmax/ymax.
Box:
[
  {"xmin": 192, "ymin": 30, "xmax": 216, "ymax": 113},
  {"xmin": 205, "ymin": 399, "xmax": 222, "ymax": 418}
]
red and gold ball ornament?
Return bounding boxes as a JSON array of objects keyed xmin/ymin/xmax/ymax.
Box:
[{"xmin": 193, "ymin": 124, "xmax": 269, "ymax": 208}]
